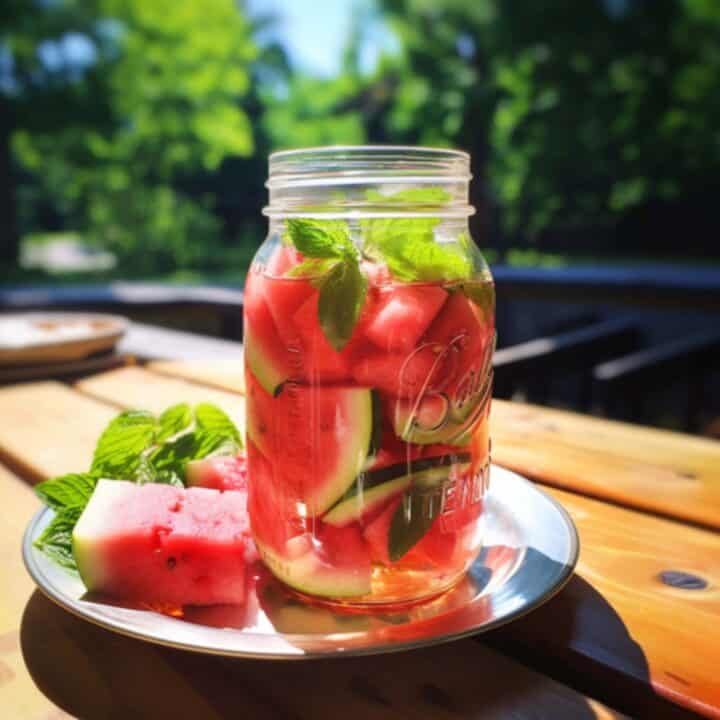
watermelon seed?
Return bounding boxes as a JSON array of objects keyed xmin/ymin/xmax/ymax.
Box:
[{"xmin": 166, "ymin": 557, "xmax": 177, "ymax": 570}]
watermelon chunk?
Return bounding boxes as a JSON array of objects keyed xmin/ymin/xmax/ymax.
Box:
[
  {"xmin": 291, "ymin": 292, "xmax": 351, "ymax": 381},
  {"xmin": 245, "ymin": 371, "xmax": 276, "ymax": 457},
  {"xmin": 266, "ymin": 244, "xmax": 303, "ymax": 276},
  {"xmin": 73, "ymin": 480, "xmax": 250, "ymax": 606},
  {"xmin": 255, "ymin": 523, "xmax": 372, "ymax": 598},
  {"xmin": 243, "ymin": 270, "xmax": 295, "ymax": 395},
  {"xmin": 365, "ymin": 285, "xmax": 447, "ymax": 353},
  {"xmin": 352, "ymin": 346, "xmax": 444, "ymax": 399},
  {"xmin": 186, "ymin": 454, "xmax": 247, "ymax": 492},
  {"xmin": 263, "ymin": 244, "xmax": 315, "ymax": 344},
  {"xmin": 255, "ymin": 384, "xmax": 373, "ymax": 515}
]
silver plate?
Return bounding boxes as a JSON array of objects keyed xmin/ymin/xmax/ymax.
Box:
[{"xmin": 22, "ymin": 465, "xmax": 578, "ymax": 659}]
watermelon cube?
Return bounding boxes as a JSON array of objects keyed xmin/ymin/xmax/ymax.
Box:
[
  {"xmin": 186, "ymin": 454, "xmax": 248, "ymax": 492},
  {"xmin": 291, "ymin": 292, "xmax": 351, "ymax": 381},
  {"xmin": 73, "ymin": 480, "xmax": 251, "ymax": 606},
  {"xmin": 364, "ymin": 285, "xmax": 447, "ymax": 353}
]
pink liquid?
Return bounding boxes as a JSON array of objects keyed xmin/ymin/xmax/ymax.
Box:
[{"xmin": 244, "ymin": 250, "xmax": 495, "ymax": 604}]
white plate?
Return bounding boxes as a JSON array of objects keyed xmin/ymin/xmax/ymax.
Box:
[{"xmin": 22, "ymin": 465, "xmax": 578, "ymax": 659}]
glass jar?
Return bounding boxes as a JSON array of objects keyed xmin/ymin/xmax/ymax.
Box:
[{"xmin": 244, "ymin": 146, "xmax": 495, "ymax": 605}]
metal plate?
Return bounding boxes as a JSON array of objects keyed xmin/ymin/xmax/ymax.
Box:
[{"xmin": 22, "ymin": 465, "xmax": 578, "ymax": 659}]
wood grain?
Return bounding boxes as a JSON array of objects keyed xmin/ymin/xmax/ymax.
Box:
[
  {"xmin": 1, "ymin": 368, "xmax": 717, "ymax": 717},
  {"xmin": 76, "ymin": 366, "xmax": 246, "ymax": 436},
  {"xmin": 492, "ymin": 485, "xmax": 720, "ymax": 718},
  {"xmin": 19, "ymin": 590, "xmax": 624, "ymax": 719},
  {"xmin": 147, "ymin": 359, "xmax": 245, "ymax": 394},
  {"xmin": 491, "ymin": 399, "xmax": 720, "ymax": 529},
  {"xmin": 0, "ymin": 381, "xmax": 116, "ymax": 481},
  {"xmin": 138, "ymin": 362, "xmax": 720, "ymax": 529},
  {"xmin": 0, "ymin": 464, "xmax": 72, "ymax": 719}
]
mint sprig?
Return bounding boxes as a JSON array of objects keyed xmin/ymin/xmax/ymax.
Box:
[
  {"xmin": 33, "ymin": 402, "xmax": 243, "ymax": 572},
  {"xmin": 362, "ymin": 188, "xmax": 473, "ymax": 283},
  {"xmin": 285, "ymin": 218, "xmax": 367, "ymax": 352}
]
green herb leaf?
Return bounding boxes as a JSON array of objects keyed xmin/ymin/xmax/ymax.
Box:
[
  {"xmin": 362, "ymin": 187, "xmax": 474, "ymax": 283},
  {"xmin": 366, "ymin": 188, "xmax": 451, "ymax": 205},
  {"xmin": 388, "ymin": 489, "xmax": 441, "ymax": 561},
  {"xmin": 285, "ymin": 218, "xmax": 354, "ymax": 259},
  {"xmin": 457, "ymin": 281, "xmax": 496, "ymax": 321},
  {"xmin": 286, "ymin": 257, "xmax": 340, "ymax": 279},
  {"xmin": 34, "ymin": 473, "xmax": 98, "ymax": 511},
  {"xmin": 91, "ymin": 410, "xmax": 157, "ymax": 477},
  {"xmin": 133, "ymin": 455, "xmax": 159, "ymax": 484},
  {"xmin": 150, "ymin": 429, "xmax": 239, "ymax": 478},
  {"xmin": 317, "ymin": 259, "xmax": 368, "ymax": 351},
  {"xmin": 156, "ymin": 403, "xmax": 193, "ymax": 442},
  {"xmin": 195, "ymin": 403, "xmax": 242, "ymax": 445},
  {"xmin": 155, "ymin": 470, "xmax": 185, "ymax": 488},
  {"xmin": 33, "ymin": 506, "xmax": 83, "ymax": 572}
]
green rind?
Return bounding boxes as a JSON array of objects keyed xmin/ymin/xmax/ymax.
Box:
[
  {"xmin": 394, "ymin": 390, "xmax": 488, "ymax": 446},
  {"xmin": 323, "ymin": 475, "xmax": 412, "ymax": 527},
  {"xmin": 243, "ymin": 324, "xmax": 287, "ymax": 396},
  {"xmin": 307, "ymin": 387, "xmax": 374, "ymax": 514},
  {"xmin": 256, "ymin": 539, "xmax": 372, "ymax": 598},
  {"xmin": 72, "ymin": 479, "xmax": 133, "ymax": 592}
]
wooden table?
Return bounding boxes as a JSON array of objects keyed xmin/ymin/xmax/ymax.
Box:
[{"xmin": 1, "ymin": 338, "xmax": 719, "ymax": 719}]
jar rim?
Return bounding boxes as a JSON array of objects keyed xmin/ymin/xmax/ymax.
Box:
[
  {"xmin": 267, "ymin": 144, "xmax": 471, "ymax": 189},
  {"xmin": 270, "ymin": 144, "xmax": 470, "ymax": 162}
]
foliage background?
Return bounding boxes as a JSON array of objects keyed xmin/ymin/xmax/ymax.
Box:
[{"xmin": 2, "ymin": 0, "xmax": 719, "ymax": 280}]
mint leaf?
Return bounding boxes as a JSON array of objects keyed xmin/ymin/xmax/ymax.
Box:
[
  {"xmin": 317, "ymin": 259, "xmax": 368, "ymax": 351},
  {"xmin": 457, "ymin": 282, "xmax": 495, "ymax": 321},
  {"xmin": 155, "ymin": 470, "xmax": 185, "ymax": 488},
  {"xmin": 91, "ymin": 410, "xmax": 157, "ymax": 477},
  {"xmin": 388, "ymin": 489, "xmax": 440, "ymax": 562},
  {"xmin": 150, "ymin": 429, "xmax": 238, "ymax": 478},
  {"xmin": 286, "ymin": 258, "xmax": 340, "ymax": 279},
  {"xmin": 33, "ymin": 506, "xmax": 83, "ymax": 572},
  {"xmin": 285, "ymin": 218, "xmax": 353, "ymax": 259},
  {"xmin": 366, "ymin": 188, "xmax": 451, "ymax": 205},
  {"xmin": 156, "ymin": 403, "xmax": 193, "ymax": 442},
  {"xmin": 195, "ymin": 403, "xmax": 242, "ymax": 445},
  {"xmin": 133, "ymin": 455, "xmax": 159, "ymax": 484},
  {"xmin": 362, "ymin": 187, "xmax": 474, "ymax": 283},
  {"xmin": 285, "ymin": 218, "xmax": 367, "ymax": 350},
  {"xmin": 34, "ymin": 473, "xmax": 98, "ymax": 511}
]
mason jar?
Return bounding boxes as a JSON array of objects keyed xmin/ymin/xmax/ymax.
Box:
[{"xmin": 244, "ymin": 146, "xmax": 495, "ymax": 605}]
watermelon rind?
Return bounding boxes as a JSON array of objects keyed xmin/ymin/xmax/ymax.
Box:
[
  {"xmin": 243, "ymin": 323, "xmax": 287, "ymax": 397},
  {"xmin": 322, "ymin": 475, "xmax": 412, "ymax": 527},
  {"xmin": 255, "ymin": 539, "xmax": 372, "ymax": 598},
  {"xmin": 72, "ymin": 479, "xmax": 132, "ymax": 591}
]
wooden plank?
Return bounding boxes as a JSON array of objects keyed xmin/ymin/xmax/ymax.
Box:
[
  {"xmin": 0, "ymin": 381, "xmax": 116, "ymax": 482},
  {"xmin": 138, "ymin": 363, "xmax": 720, "ymax": 529},
  {"xmin": 491, "ymin": 399, "xmax": 720, "ymax": 529},
  {"xmin": 19, "ymin": 591, "xmax": 624, "ymax": 719},
  {"xmin": 147, "ymin": 359, "xmax": 245, "ymax": 394},
  {"xmin": 491, "ymin": 485, "xmax": 720, "ymax": 719},
  {"xmin": 76, "ymin": 366, "xmax": 245, "ymax": 435},
  {"xmin": 2, "ymin": 367, "xmax": 715, "ymax": 715},
  {"xmin": 0, "ymin": 464, "xmax": 73, "ymax": 718}
]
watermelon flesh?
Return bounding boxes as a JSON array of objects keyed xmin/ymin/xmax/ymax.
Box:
[
  {"xmin": 73, "ymin": 480, "xmax": 251, "ymax": 606},
  {"xmin": 246, "ymin": 382, "xmax": 373, "ymax": 516},
  {"xmin": 243, "ymin": 269, "xmax": 295, "ymax": 395},
  {"xmin": 365, "ymin": 285, "xmax": 447, "ymax": 353},
  {"xmin": 186, "ymin": 454, "xmax": 247, "ymax": 492},
  {"xmin": 241, "ymin": 247, "xmax": 494, "ymax": 600}
]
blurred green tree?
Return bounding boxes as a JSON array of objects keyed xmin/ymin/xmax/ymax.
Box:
[
  {"xmin": 2, "ymin": 0, "xmax": 256, "ymax": 271},
  {"xmin": 378, "ymin": 0, "xmax": 720, "ymax": 251}
]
